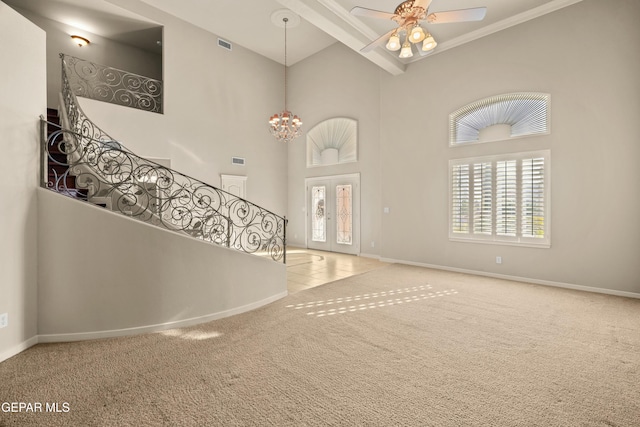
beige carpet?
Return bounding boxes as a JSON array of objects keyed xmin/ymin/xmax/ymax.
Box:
[{"xmin": 1, "ymin": 264, "xmax": 639, "ymax": 426}]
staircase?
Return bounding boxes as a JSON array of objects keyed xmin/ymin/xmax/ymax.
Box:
[
  {"xmin": 40, "ymin": 54, "xmax": 287, "ymax": 263},
  {"xmin": 44, "ymin": 108, "xmax": 88, "ymax": 200}
]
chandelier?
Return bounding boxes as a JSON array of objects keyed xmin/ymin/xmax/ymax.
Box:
[{"xmin": 268, "ymin": 16, "xmax": 302, "ymax": 143}]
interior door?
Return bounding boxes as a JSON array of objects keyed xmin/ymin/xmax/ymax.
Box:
[
  {"xmin": 221, "ymin": 174, "xmax": 247, "ymax": 199},
  {"xmin": 306, "ymin": 174, "xmax": 360, "ymax": 255}
]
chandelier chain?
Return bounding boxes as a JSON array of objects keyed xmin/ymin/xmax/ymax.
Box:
[
  {"xmin": 267, "ymin": 14, "xmax": 302, "ymax": 143},
  {"xmin": 283, "ymin": 17, "xmax": 288, "ymax": 110}
]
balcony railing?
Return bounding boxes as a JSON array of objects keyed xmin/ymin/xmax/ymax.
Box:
[
  {"xmin": 40, "ymin": 55, "xmax": 286, "ymax": 263},
  {"xmin": 62, "ymin": 54, "xmax": 163, "ymax": 114}
]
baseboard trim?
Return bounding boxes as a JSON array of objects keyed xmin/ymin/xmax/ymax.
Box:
[
  {"xmin": 0, "ymin": 336, "xmax": 39, "ymax": 364},
  {"xmin": 2, "ymin": 292, "xmax": 289, "ymax": 362},
  {"xmin": 37, "ymin": 291, "xmax": 288, "ymax": 343},
  {"xmin": 380, "ymin": 258, "xmax": 640, "ymax": 299},
  {"xmin": 358, "ymin": 252, "xmax": 381, "ymax": 260}
]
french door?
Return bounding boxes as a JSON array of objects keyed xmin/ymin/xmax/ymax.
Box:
[{"xmin": 306, "ymin": 174, "xmax": 360, "ymax": 255}]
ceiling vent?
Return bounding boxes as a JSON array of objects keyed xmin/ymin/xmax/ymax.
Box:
[
  {"xmin": 231, "ymin": 157, "xmax": 245, "ymax": 166},
  {"xmin": 218, "ymin": 38, "xmax": 232, "ymax": 51}
]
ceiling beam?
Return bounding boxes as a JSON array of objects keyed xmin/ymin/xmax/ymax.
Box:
[{"xmin": 277, "ymin": 0, "xmax": 406, "ymax": 76}]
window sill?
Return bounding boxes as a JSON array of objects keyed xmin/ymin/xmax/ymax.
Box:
[{"xmin": 449, "ymin": 236, "xmax": 550, "ymax": 249}]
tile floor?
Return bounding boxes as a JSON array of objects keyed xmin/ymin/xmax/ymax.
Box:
[{"xmin": 286, "ymin": 247, "xmax": 390, "ymax": 294}]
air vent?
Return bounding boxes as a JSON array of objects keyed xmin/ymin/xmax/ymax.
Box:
[
  {"xmin": 218, "ymin": 38, "xmax": 232, "ymax": 51},
  {"xmin": 232, "ymin": 157, "xmax": 245, "ymax": 166}
]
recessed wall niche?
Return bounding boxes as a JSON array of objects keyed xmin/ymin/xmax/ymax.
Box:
[
  {"xmin": 306, "ymin": 117, "xmax": 357, "ymax": 167},
  {"xmin": 449, "ymin": 92, "xmax": 550, "ymax": 146}
]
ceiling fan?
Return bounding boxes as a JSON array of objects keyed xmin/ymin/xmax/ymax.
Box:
[{"xmin": 351, "ymin": 0, "xmax": 487, "ymax": 58}]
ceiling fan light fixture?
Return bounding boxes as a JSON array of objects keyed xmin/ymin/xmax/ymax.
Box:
[
  {"xmin": 386, "ymin": 33, "xmax": 401, "ymax": 51},
  {"xmin": 352, "ymin": 3, "xmax": 488, "ymax": 58},
  {"xmin": 409, "ymin": 25, "xmax": 426, "ymax": 43},
  {"xmin": 399, "ymin": 40, "xmax": 413, "ymax": 58},
  {"xmin": 422, "ymin": 34, "xmax": 437, "ymax": 51}
]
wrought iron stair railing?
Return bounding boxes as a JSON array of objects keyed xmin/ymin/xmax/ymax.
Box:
[
  {"xmin": 40, "ymin": 56, "xmax": 286, "ymax": 263},
  {"xmin": 62, "ymin": 54, "xmax": 163, "ymax": 113}
]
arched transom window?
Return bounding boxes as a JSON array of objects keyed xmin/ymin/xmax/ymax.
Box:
[
  {"xmin": 307, "ymin": 117, "xmax": 358, "ymax": 167},
  {"xmin": 449, "ymin": 92, "xmax": 550, "ymax": 146}
]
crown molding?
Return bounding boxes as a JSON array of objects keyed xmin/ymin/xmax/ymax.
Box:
[{"xmin": 407, "ymin": 0, "xmax": 584, "ymax": 63}]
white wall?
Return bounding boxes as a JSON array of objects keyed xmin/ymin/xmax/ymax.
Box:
[
  {"xmin": 0, "ymin": 2, "xmax": 45, "ymax": 361},
  {"xmin": 37, "ymin": 189, "xmax": 286, "ymax": 340},
  {"xmin": 291, "ymin": 0, "xmax": 640, "ymax": 294},
  {"xmin": 287, "ymin": 43, "xmax": 382, "ymax": 256},
  {"xmin": 8, "ymin": 6, "xmax": 162, "ymax": 109},
  {"xmin": 376, "ymin": 0, "xmax": 640, "ymax": 293}
]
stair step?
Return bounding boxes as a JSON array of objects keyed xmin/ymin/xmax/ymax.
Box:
[
  {"xmin": 46, "ymin": 143, "xmax": 67, "ymax": 156},
  {"xmin": 47, "ymin": 152, "xmax": 68, "ymax": 162},
  {"xmin": 89, "ymin": 196, "xmax": 112, "ymax": 210},
  {"xmin": 47, "ymin": 122, "xmax": 62, "ymax": 130},
  {"xmin": 56, "ymin": 189, "xmax": 89, "ymax": 200},
  {"xmin": 48, "ymin": 163, "xmax": 71, "ymax": 173},
  {"xmin": 47, "ymin": 174, "xmax": 79, "ymax": 189}
]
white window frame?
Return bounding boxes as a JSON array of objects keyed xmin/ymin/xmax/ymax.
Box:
[{"xmin": 449, "ymin": 150, "xmax": 551, "ymax": 248}]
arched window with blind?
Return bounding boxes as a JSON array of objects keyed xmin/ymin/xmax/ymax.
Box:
[
  {"xmin": 449, "ymin": 92, "xmax": 550, "ymax": 146},
  {"xmin": 306, "ymin": 117, "xmax": 357, "ymax": 167}
]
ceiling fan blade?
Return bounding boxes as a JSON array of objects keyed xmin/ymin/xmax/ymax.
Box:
[
  {"xmin": 426, "ymin": 7, "xmax": 487, "ymax": 24},
  {"xmin": 350, "ymin": 6, "xmax": 396, "ymax": 20},
  {"xmin": 360, "ymin": 28, "xmax": 397, "ymax": 53},
  {"xmin": 413, "ymin": 0, "xmax": 431, "ymax": 10}
]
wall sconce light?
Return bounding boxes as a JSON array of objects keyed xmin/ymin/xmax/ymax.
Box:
[{"xmin": 71, "ymin": 35, "xmax": 90, "ymax": 47}]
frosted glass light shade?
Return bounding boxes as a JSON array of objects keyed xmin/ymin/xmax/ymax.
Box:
[
  {"xmin": 399, "ymin": 42, "xmax": 413, "ymax": 58},
  {"xmin": 410, "ymin": 26, "xmax": 426, "ymax": 43},
  {"xmin": 422, "ymin": 35, "xmax": 437, "ymax": 51},
  {"xmin": 386, "ymin": 34, "xmax": 401, "ymax": 51}
]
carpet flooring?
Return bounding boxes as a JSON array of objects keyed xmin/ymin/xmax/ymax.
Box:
[{"xmin": 1, "ymin": 264, "xmax": 639, "ymax": 426}]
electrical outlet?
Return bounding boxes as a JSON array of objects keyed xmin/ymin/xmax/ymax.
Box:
[
  {"xmin": 496, "ymin": 256, "xmax": 502, "ymax": 264},
  {"xmin": 371, "ymin": 241, "xmax": 375, "ymax": 248},
  {"xmin": 0, "ymin": 313, "xmax": 8, "ymax": 328}
]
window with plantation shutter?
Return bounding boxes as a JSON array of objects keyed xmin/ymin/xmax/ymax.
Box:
[
  {"xmin": 473, "ymin": 162, "xmax": 492, "ymax": 235},
  {"xmin": 496, "ymin": 160, "xmax": 517, "ymax": 236},
  {"xmin": 521, "ymin": 157, "xmax": 545, "ymax": 238},
  {"xmin": 449, "ymin": 150, "xmax": 550, "ymax": 247},
  {"xmin": 451, "ymin": 164, "xmax": 469, "ymax": 234}
]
